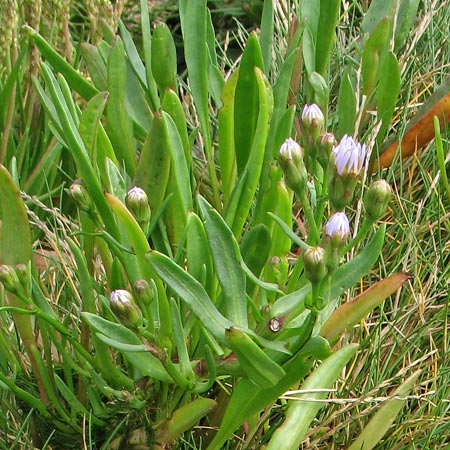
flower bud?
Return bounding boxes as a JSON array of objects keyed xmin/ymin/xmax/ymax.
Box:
[
  {"xmin": 278, "ymin": 138, "xmax": 308, "ymax": 196},
  {"xmin": 134, "ymin": 279, "xmax": 154, "ymax": 306},
  {"xmin": 322, "ymin": 212, "xmax": 350, "ymax": 273},
  {"xmin": 364, "ymin": 179, "xmax": 392, "ymax": 222},
  {"xmin": 303, "ymin": 246, "xmax": 327, "ymax": 284},
  {"xmin": 110, "ymin": 289, "xmax": 143, "ymax": 329},
  {"xmin": 14, "ymin": 263, "xmax": 30, "ymax": 292},
  {"xmin": 69, "ymin": 179, "xmax": 91, "ymax": 212},
  {"xmin": 302, "ymin": 104, "xmax": 325, "ymax": 143},
  {"xmin": 324, "ymin": 212, "xmax": 350, "ymax": 248},
  {"xmin": 125, "ymin": 186, "xmax": 151, "ymax": 233},
  {"xmin": 0, "ymin": 265, "xmax": 22, "ymax": 294},
  {"xmin": 316, "ymin": 132, "xmax": 336, "ymax": 169}
]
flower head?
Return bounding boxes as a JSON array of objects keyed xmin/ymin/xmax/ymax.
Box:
[
  {"xmin": 332, "ymin": 135, "xmax": 366, "ymax": 177},
  {"xmin": 325, "ymin": 212, "xmax": 350, "ymax": 245}
]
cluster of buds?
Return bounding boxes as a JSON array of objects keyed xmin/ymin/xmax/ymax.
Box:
[
  {"xmin": 0, "ymin": 263, "xmax": 29, "ymax": 297},
  {"xmin": 125, "ymin": 186, "xmax": 151, "ymax": 235},
  {"xmin": 278, "ymin": 103, "xmax": 392, "ymax": 311}
]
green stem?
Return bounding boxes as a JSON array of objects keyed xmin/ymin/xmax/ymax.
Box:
[
  {"xmin": 299, "ymin": 192, "xmax": 320, "ymax": 244},
  {"xmin": 343, "ymin": 218, "xmax": 373, "ymax": 254}
]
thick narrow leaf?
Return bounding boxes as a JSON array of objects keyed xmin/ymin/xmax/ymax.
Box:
[
  {"xmin": 179, "ymin": 0, "xmax": 211, "ymax": 151},
  {"xmin": 266, "ymin": 345, "xmax": 358, "ymax": 450},
  {"xmin": 81, "ymin": 43, "xmax": 108, "ymax": 91},
  {"xmin": 374, "ymin": 79, "xmax": 450, "ymax": 170},
  {"xmin": 162, "ymin": 89, "xmax": 191, "ymax": 168},
  {"xmin": 225, "ymin": 327, "xmax": 285, "ymax": 388},
  {"xmin": 134, "ymin": 111, "xmax": 171, "ymax": 213},
  {"xmin": 234, "ymin": 33, "xmax": 265, "ymax": 173},
  {"xmin": 315, "ymin": 0, "xmax": 340, "ymax": 76},
  {"xmin": 0, "ymin": 165, "xmax": 31, "ymax": 264},
  {"xmin": 147, "ymin": 251, "xmax": 234, "ymax": 344},
  {"xmin": 218, "ymin": 70, "xmax": 239, "ymax": 205},
  {"xmin": 376, "ymin": 51, "xmax": 401, "ymax": 143},
  {"xmin": 361, "ymin": 17, "xmax": 391, "ymax": 97},
  {"xmin": 186, "ymin": 212, "xmax": 214, "ymax": 294},
  {"xmin": 347, "ymin": 371, "xmax": 422, "ymax": 450},
  {"xmin": 139, "ymin": 0, "xmax": 160, "ymax": 111},
  {"xmin": 151, "ymin": 23, "xmax": 177, "ymax": 93},
  {"xmin": 156, "ymin": 398, "xmax": 216, "ymax": 443},
  {"xmin": 240, "ymin": 223, "xmax": 271, "ymax": 280},
  {"xmin": 361, "ymin": 0, "xmax": 396, "ymax": 34},
  {"xmin": 106, "ymin": 38, "xmax": 137, "ymax": 177},
  {"xmin": 82, "ymin": 312, "xmax": 170, "ymax": 381},
  {"xmin": 78, "ymin": 91, "xmax": 109, "ymax": 165},
  {"xmin": 118, "ymin": 20, "xmax": 147, "ymax": 88},
  {"xmin": 25, "ymin": 26, "xmax": 98, "ymax": 100},
  {"xmin": 338, "ymin": 71, "xmax": 357, "ymax": 137},
  {"xmin": 320, "ymin": 272, "xmax": 411, "ymax": 344},
  {"xmin": 206, "ymin": 336, "xmax": 331, "ymax": 450},
  {"xmin": 198, "ymin": 197, "xmax": 247, "ymax": 327},
  {"xmin": 326, "ymin": 224, "xmax": 386, "ymax": 301},
  {"xmin": 394, "ymin": 0, "xmax": 421, "ymax": 51},
  {"xmin": 259, "ymin": 0, "xmax": 274, "ymax": 74},
  {"xmin": 163, "ymin": 113, "xmax": 192, "ymax": 245},
  {"xmin": 226, "ymin": 67, "xmax": 272, "ymax": 239}
]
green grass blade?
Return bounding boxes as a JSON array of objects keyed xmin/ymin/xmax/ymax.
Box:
[{"xmin": 347, "ymin": 371, "xmax": 422, "ymax": 450}]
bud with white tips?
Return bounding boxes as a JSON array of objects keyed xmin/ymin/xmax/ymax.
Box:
[
  {"xmin": 278, "ymin": 138, "xmax": 308, "ymax": 196},
  {"xmin": 125, "ymin": 186, "xmax": 151, "ymax": 234},
  {"xmin": 110, "ymin": 289, "xmax": 143, "ymax": 329},
  {"xmin": 302, "ymin": 104, "xmax": 325, "ymax": 143}
]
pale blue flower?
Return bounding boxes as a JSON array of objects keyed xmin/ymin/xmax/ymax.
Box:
[{"xmin": 332, "ymin": 135, "xmax": 366, "ymax": 176}]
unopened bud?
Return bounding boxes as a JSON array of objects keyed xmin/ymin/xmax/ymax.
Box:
[
  {"xmin": 302, "ymin": 104, "xmax": 325, "ymax": 143},
  {"xmin": 316, "ymin": 132, "xmax": 336, "ymax": 168},
  {"xmin": 0, "ymin": 265, "xmax": 21, "ymax": 294},
  {"xmin": 134, "ymin": 279, "xmax": 153, "ymax": 306},
  {"xmin": 364, "ymin": 179, "xmax": 392, "ymax": 221},
  {"xmin": 303, "ymin": 246, "xmax": 327, "ymax": 284},
  {"xmin": 125, "ymin": 186, "xmax": 151, "ymax": 233},
  {"xmin": 14, "ymin": 263, "xmax": 30, "ymax": 292},
  {"xmin": 324, "ymin": 212, "xmax": 350, "ymax": 248},
  {"xmin": 69, "ymin": 179, "xmax": 91, "ymax": 212},
  {"xmin": 110, "ymin": 289, "xmax": 143, "ymax": 329},
  {"xmin": 278, "ymin": 138, "xmax": 308, "ymax": 196}
]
